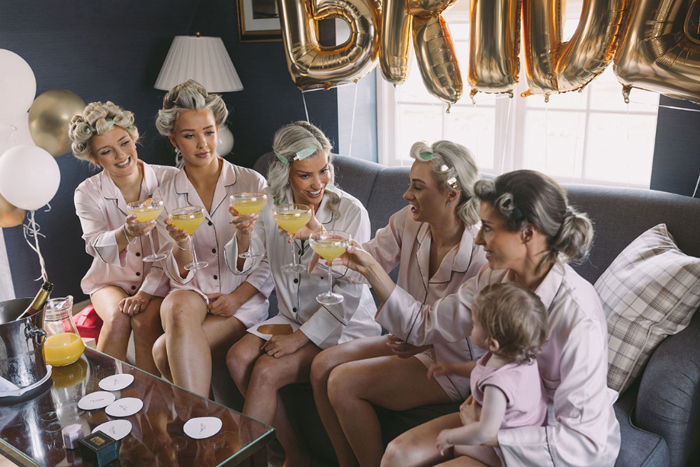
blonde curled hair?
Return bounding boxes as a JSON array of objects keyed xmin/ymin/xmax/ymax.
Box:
[
  {"xmin": 474, "ymin": 170, "xmax": 593, "ymax": 267},
  {"xmin": 409, "ymin": 141, "xmax": 481, "ymax": 228},
  {"xmin": 155, "ymin": 79, "xmax": 228, "ymax": 166},
  {"xmin": 267, "ymin": 121, "xmax": 341, "ymax": 215},
  {"xmin": 472, "ymin": 283, "xmax": 548, "ymax": 364},
  {"xmin": 68, "ymin": 101, "xmax": 139, "ymax": 166}
]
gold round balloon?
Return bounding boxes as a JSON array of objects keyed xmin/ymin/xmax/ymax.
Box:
[
  {"xmin": 0, "ymin": 192, "xmax": 25, "ymax": 228},
  {"xmin": 28, "ymin": 89, "xmax": 86, "ymax": 157}
]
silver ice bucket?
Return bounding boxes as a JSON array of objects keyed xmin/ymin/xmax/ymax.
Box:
[{"xmin": 0, "ymin": 298, "xmax": 48, "ymax": 389}]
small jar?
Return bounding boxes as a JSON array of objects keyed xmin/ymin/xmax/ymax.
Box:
[{"xmin": 43, "ymin": 296, "xmax": 85, "ymax": 367}]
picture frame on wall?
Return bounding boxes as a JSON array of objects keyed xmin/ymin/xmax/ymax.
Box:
[{"xmin": 237, "ymin": 0, "xmax": 282, "ymax": 42}]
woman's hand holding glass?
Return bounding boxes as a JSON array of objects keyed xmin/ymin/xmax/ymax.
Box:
[
  {"xmin": 292, "ymin": 205, "xmax": 323, "ymax": 241},
  {"xmin": 166, "ymin": 206, "xmax": 208, "ymax": 271},
  {"xmin": 229, "ymin": 192, "xmax": 267, "ymax": 258},
  {"xmin": 126, "ymin": 198, "xmax": 167, "ymax": 261},
  {"xmin": 273, "ymin": 204, "xmax": 313, "ymax": 274},
  {"xmin": 310, "ymin": 230, "xmax": 353, "ymax": 305}
]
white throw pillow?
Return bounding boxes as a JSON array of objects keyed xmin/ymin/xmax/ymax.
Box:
[{"xmin": 595, "ymin": 224, "xmax": 700, "ymax": 393}]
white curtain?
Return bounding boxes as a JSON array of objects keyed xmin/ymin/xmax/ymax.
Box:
[{"xmin": 0, "ymin": 229, "xmax": 15, "ymax": 301}]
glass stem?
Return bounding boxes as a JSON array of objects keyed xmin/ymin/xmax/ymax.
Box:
[
  {"xmin": 148, "ymin": 231, "xmax": 158, "ymax": 257},
  {"xmin": 327, "ymin": 263, "xmax": 333, "ymax": 296},
  {"xmin": 290, "ymin": 239, "xmax": 297, "ymax": 268},
  {"xmin": 248, "ymin": 221, "xmax": 256, "ymax": 256},
  {"xmin": 190, "ymin": 233, "xmax": 199, "ymax": 266}
]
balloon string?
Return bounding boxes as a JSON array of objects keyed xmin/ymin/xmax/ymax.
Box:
[
  {"xmin": 23, "ymin": 210, "xmax": 48, "ymax": 282},
  {"xmin": 348, "ymin": 83, "xmax": 358, "ymax": 158},
  {"xmin": 499, "ymin": 99, "xmax": 514, "ymax": 174},
  {"xmin": 302, "ymin": 92, "xmax": 310, "ymax": 123}
]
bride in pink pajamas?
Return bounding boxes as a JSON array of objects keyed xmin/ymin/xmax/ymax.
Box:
[{"xmin": 339, "ymin": 170, "xmax": 620, "ymax": 466}]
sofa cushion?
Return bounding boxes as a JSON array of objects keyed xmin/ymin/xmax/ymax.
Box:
[{"xmin": 595, "ymin": 224, "xmax": 700, "ymax": 393}]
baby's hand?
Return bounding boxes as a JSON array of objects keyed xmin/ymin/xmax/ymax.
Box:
[
  {"xmin": 435, "ymin": 429, "xmax": 453, "ymax": 457},
  {"xmin": 427, "ymin": 363, "xmax": 452, "ymax": 380}
]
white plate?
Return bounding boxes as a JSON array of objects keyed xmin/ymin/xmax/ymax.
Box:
[
  {"xmin": 78, "ymin": 391, "xmax": 116, "ymax": 411},
  {"xmin": 105, "ymin": 397, "xmax": 143, "ymax": 417},
  {"xmin": 184, "ymin": 417, "xmax": 223, "ymax": 439},
  {"xmin": 93, "ymin": 420, "xmax": 132, "ymax": 441},
  {"xmin": 99, "ymin": 374, "xmax": 134, "ymax": 392}
]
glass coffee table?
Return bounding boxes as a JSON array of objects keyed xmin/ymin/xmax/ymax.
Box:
[{"xmin": 0, "ymin": 347, "xmax": 274, "ymax": 466}]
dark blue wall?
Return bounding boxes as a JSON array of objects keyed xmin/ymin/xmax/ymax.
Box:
[
  {"xmin": 0, "ymin": 0, "xmax": 339, "ymax": 300},
  {"xmin": 650, "ymin": 96, "xmax": 700, "ymax": 198}
]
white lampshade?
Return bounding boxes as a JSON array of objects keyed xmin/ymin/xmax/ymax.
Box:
[{"xmin": 155, "ymin": 35, "xmax": 243, "ymax": 92}]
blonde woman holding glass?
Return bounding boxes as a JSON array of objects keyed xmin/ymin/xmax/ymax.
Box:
[
  {"xmin": 151, "ymin": 80, "xmax": 273, "ymax": 398},
  {"xmin": 309, "ymin": 141, "xmax": 487, "ymax": 467},
  {"xmin": 70, "ymin": 101, "xmax": 177, "ymax": 375},
  {"xmin": 224, "ymin": 121, "xmax": 380, "ymax": 466}
]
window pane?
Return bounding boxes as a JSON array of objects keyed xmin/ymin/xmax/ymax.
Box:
[
  {"xmin": 396, "ymin": 104, "xmax": 444, "ymax": 162},
  {"xmin": 445, "ymin": 106, "xmax": 496, "ymax": 170},
  {"xmin": 396, "ymin": 58, "xmax": 437, "ymax": 104},
  {"xmin": 523, "ymin": 110, "xmax": 586, "ymax": 178},
  {"xmin": 584, "ymin": 113, "xmax": 657, "ymax": 186}
]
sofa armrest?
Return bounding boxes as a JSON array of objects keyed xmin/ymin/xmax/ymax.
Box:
[
  {"xmin": 634, "ymin": 309, "xmax": 700, "ymax": 466},
  {"xmin": 614, "ymin": 385, "xmax": 670, "ymax": 466}
]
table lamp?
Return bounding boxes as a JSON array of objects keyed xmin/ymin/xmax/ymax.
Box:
[{"xmin": 155, "ymin": 33, "xmax": 242, "ymax": 155}]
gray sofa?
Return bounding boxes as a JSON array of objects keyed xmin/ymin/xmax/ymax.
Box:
[{"xmin": 212, "ymin": 153, "xmax": 700, "ymax": 466}]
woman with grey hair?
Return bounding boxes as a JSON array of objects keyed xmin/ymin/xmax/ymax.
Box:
[
  {"xmin": 348, "ymin": 170, "xmax": 619, "ymax": 466},
  {"xmin": 223, "ymin": 121, "xmax": 380, "ymax": 466},
  {"xmin": 70, "ymin": 101, "xmax": 177, "ymax": 375},
  {"xmin": 308, "ymin": 140, "xmax": 487, "ymax": 467},
  {"xmin": 150, "ymin": 80, "xmax": 273, "ymax": 398}
]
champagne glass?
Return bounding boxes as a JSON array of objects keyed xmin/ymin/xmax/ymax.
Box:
[
  {"xmin": 169, "ymin": 206, "xmax": 208, "ymax": 271},
  {"xmin": 309, "ymin": 230, "xmax": 352, "ymax": 305},
  {"xmin": 230, "ymin": 192, "xmax": 268, "ymax": 259},
  {"xmin": 273, "ymin": 204, "xmax": 312, "ymax": 274},
  {"xmin": 127, "ymin": 198, "xmax": 166, "ymax": 262}
]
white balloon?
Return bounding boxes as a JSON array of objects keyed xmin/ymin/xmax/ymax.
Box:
[
  {"xmin": 0, "ymin": 145, "xmax": 60, "ymax": 211},
  {"xmin": 218, "ymin": 125, "xmax": 234, "ymax": 156},
  {"xmin": 0, "ymin": 50, "xmax": 37, "ymax": 122},
  {"xmin": 0, "ymin": 112, "xmax": 35, "ymax": 156}
]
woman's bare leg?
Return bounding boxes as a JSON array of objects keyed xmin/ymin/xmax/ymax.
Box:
[
  {"xmin": 160, "ymin": 290, "xmax": 247, "ymax": 397},
  {"xmin": 452, "ymin": 446, "xmax": 501, "ymax": 467},
  {"xmin": 227, "ymin": 333, "xmax": 265, "ymax": 397},
  {"xmin": 310, "ymin": 336, "xmax": 392, "ymax": 467},
  {"xmin": 381, "ymin": 412, "xmax": 462, "ymax": 467},
  {"xmin": 328, "ymin": 356, "xmax": 452, "ymax": 467},
  {"xmin": 130, "ymin": 297, "xmax": 163, "ymax": 376},
  {"xmin": 244, "ymin": 342, "xmax": 321, "ymax": 467},
  {"xmin": 152, "ymin": 335, "xmax": 171, "ymax": 381},
  {"xmin": 435, "ymin": 454, "xmax": 490, "ymax": 467},
  {"xmin": 91, "ymin": 286, "xmax": 131, "ymax": 361},
  {"xmin": 160, "ymin": 290, "xmax": 208, "ymax": 395}
]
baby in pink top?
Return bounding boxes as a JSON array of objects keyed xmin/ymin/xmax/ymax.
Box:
[{"xmin": 430, "ymin": 282, "xmax": 548, "ymax": 466}]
